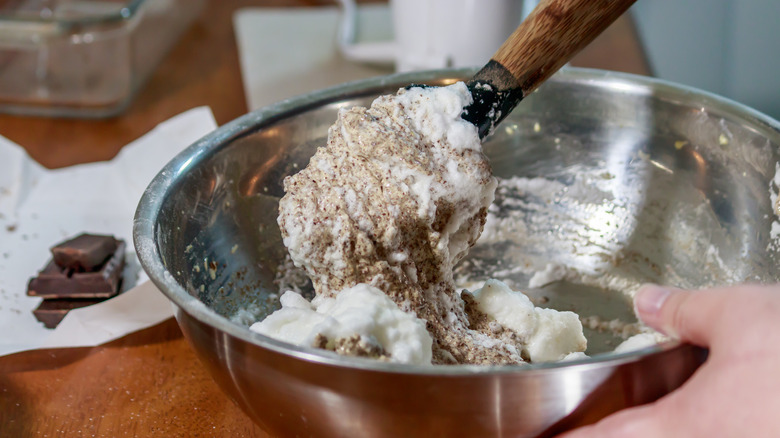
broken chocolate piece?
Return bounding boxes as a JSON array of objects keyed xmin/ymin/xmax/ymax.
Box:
[
  {"xmin": 32, "ymin": 298, "xmax": 104, "ymax": 329},
  {"xmin": 51, "ymin": 233, "xmax": 118, "ymax": 271},
  {"xmin": 27, "ymin": 240, "xmax": 125, "ymax": 299}
]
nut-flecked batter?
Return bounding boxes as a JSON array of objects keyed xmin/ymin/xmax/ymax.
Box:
[{"xmin": 275, "ymin": 83, "xmax": 584, "ymax": 364}]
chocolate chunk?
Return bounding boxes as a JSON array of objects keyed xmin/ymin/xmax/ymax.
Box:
[
  {"xmin": 27, "ymin": 240, "xmax": 125, "ymax": 299},
  {"xmin": 51, "ymin": 233, "xmax": 118, "ymax": 271},
  {"xmin": 32, "ymin": 298, "xmax": 104, "ymax": 329}
]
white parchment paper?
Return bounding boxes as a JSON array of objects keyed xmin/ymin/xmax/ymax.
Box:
[{"xmin": 0, "ymin": 107, "xmax": 218, "ymax": 357}]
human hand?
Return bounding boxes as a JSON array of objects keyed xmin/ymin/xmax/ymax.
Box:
[{"xmin": 559, "ymin": 284, "xmax": 780, "ymax": 438}]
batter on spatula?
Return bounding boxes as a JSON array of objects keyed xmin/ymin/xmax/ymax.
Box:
[{"xmin": 253, "ymin": 83, "xmax": 586, "ymax": 365}]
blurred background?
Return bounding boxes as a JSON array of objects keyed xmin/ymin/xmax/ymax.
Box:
[
  {"xmin": 631, "ymin": 0, "xmax": 780, "ymax": 119},
  {"xmin": 1, "ymin": 0, "xmax": 778, "ymax": 120}
]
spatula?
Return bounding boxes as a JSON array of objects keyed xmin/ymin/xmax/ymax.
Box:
[{"xmin": 460, "ymin": 0, "xmax": 638, "ymax": 139}]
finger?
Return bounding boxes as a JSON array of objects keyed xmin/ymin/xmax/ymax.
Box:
[
  {"xmin": 556, "ymin": 402, "xmax": 672, "ymax": 438},
  {"xmin": 633, "ymin": 284, "xmax": 735, "ymax": 346}
]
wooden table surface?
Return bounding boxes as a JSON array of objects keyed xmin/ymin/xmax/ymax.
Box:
[{"xmin": 0, "ymin": 1, "xmax": 650, "ymax": 436}]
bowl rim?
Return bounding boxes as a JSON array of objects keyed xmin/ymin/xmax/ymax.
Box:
[{"xmin": 134, "ymin": 67, "xmax": 779, "ymax": 375}]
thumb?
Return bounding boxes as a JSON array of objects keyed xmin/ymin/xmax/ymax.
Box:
[{"xmin": 633, "ymin": 284, "xmax": 726, "ymax": 347}]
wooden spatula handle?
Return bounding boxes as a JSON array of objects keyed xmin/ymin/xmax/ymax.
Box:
[
  {"xmin": 463, "ymin": 0, "xmax": 637, "ymax": 139},
  {"xmin": 493, "ymin": 0, "xmax": 637, "ymax": 95}
]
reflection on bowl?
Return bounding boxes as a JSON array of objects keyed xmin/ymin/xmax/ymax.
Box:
[{"xmin": 134, "ymin": 68, "xmax": 780, "ymax": 437}]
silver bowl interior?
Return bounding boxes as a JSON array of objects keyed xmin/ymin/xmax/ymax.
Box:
[
  {"xmin": 134, "ymin": 68, "xmax": 780, "ymax": 435},
  {"xmin": 139, "ymin": 67, "xmax": 780, "ymax": 358}
]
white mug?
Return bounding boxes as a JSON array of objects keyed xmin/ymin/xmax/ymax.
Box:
[{"xmin": 337, "ymin": 0, "xmax": 532, "ymax": 72}]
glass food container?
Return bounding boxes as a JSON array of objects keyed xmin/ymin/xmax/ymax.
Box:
[{"xmin": 0, "ymin": 0, "xmax": 204, "ymax": 118}]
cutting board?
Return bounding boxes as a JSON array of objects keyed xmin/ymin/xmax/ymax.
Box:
[{"xmin": 233, "ymin": 5, "xmax": 394, "ymax": 110}]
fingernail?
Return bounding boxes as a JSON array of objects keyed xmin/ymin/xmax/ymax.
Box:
[{"xmin": 634, "ymin": 284, "xmax": 672, "ymax": 317}]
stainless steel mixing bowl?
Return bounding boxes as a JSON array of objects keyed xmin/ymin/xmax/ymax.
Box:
[{"xmin": 134, "ymin": 68, "xmax": 780, "ymax": 437}]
